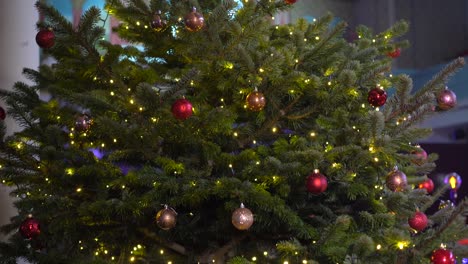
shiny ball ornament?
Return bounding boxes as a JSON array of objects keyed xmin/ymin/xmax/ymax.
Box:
[
  {"xmin": 150, "ymin": 11, "xmax": 167, "ymax": 32},
  {"xmin": 171, "ymin": 98, "xmax": 193, "ymax": 120},
  {"xmin": 419, "ymin": 178, "xmax": 434, "ymax": 194},
  {"xmin": 35, "ymin": 28, "xmax": 55, "ymax": 49},
  {"xmin": 19, "ymin": 216, "xmax": 41, "ymax": 239},
  {"xmin": 431, "ymin": 248, "xmax": 455, "ymax": 264},
  {"xmin": 408, "ymin": 211, "xmax": 428, "ymax": 231},
  {"xmin": 284, "ymin": 0, "xmax": 298, "ymax": 4},
  {"xmin": 246, "ymin": 91, "xmax": 266, "ymax": 111},
  {"xmin": 367, "ymin": 87, "xmax": 387, "ymax": 107},
  {"xmin": 411, "ymin": 146, "xmax": 427, "ymax": 165},
  {"xmin": 437, "ymin": 87, "xmax": 457, "ymax": 110},
  {"xmin": 155, "ymin": 205, "xmax": 177, "ymax": 230},
  {"xmin": 232, "ymin": 203, "xmax": 254, "ymax": 230},
  {"xmin": 0, "ymin": 106, "xmax": 5, "ymax": 120},
  {"xmin": 184, "ymin": 7, "xmax": 204, "ymax": 32},
  {"xmin": 306, "ymin": 170, "xmax": 328, "ymax": 194},
  {"xmin": 387, "ymin": 48, "xmax": 401, "ymax": 58},
  {"xmin": 385, "ymin": 167, "xmax": 407, "ymax": 192},
  {"xmin": 75, "ymin": 114, "xmax": 93, "ymax": 132}
]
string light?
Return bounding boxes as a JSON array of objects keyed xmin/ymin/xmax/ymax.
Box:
[{"xmin": 376, "ymin": 244, "xmax": 382, "ymax": 250}]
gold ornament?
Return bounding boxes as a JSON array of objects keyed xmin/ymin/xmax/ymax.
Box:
[
  {"xmin": 246, "ymin": 90, "xmax": 266, "ymax": 111},
  {"xmin": 385, "ymin": 166, "xmax": 407, "ymax": 192},
  {"xmin": 155, "ymin": 205, "xmax": 177, "ymax": 230},
  {"xmin": 232, "ymin": 203, "xmax": 254, "ymax": 230}
]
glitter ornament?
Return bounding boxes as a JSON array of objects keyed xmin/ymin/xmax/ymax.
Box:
[
  {"xmin": 184, "ymin": 7, "xmax": 204, "ymax": 32},
  {"xmin": 171, "ymin": 98, "xmax": 193, "ymax": 120},
  {"xmin": 431, "ymin": 248, "xmax": 455, "ymax": 264},
  {"xmin": 246, "ymin": 91, "xmax": 266, "ymax": 111},
  {"xmin": 408, "ymin": 211, "xmax": 428, "ymax": 231},
  {"xmin": 419, "ymin": 178, "xmax": 434, "ymax": 194},
  {"xmin": 150, "ymin": 10, "xmax": 167, "ymax": 32},
  {"xmin": 385, "ymin": 167, "xmax": 407, "ymax": 192},
  {"xmin": 232, "ymin": 203, "xmax": 254, "ymax": 230},
  {"xmin": 75, "ymin": 114, "xmax": 93, "ymax": 132},
  {"xmin": 367, "ymin": 87, "xmax": 387, "ymax": 107},
  {"xmin": 36, "ymin": 28, "xmax": 55, "ymax": 49},
  {"xmin": 284, "ymin": 0, "xmax": 298, "ymax": 4},
  {"xmin": 437, "ymin": 87, "xmax": 457, "ymax": 110},
  {"xmin": 155, "ymin": 205, "xmax": 177, "ymax": 230},
  {"xmin": 19, "ymin": 216, "xmax": 41, "ymax": 239},
  {"xmin": 306, "ymin": 170, "xmax": 328, "ymax": 194},
  {"xmin": 387, "ymin": 48, "xmax": 401, "ymax": 58}
]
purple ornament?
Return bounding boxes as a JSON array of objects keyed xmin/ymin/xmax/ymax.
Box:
[
  {"xmin": 437, "ymin": 87, "xmax": 457, "ymax": 110},
  {"xmin": 89, "ymin": 148, "xmax": 105, "ymax": 160}
]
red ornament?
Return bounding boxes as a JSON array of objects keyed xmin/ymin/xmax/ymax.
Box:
[
  {"xmin": 184, "ymin": 7, "xmax": 204, "ymax": 32},
  {"xmin": 155, "ymin": 205, "xmax": 177, "ymax": 230},
  {"xmin": 0, "ymin": 106, "xmax": 5, "ymax": 120},
  {"xmin": 246, "ymin": 91, "xmax": 266, "ymax": 111},
  {"xmin": 387, "ymin": 48, "xmax": 401, "ymax": 58},
  {"xmin": 35, "ymin": 28, "xmax": 55, "ymax": 49},
  {"xmin": 151, "ymin": 10, "xmax": 167, "ymax": 32},
  {"xmin": 171, "ymin": 98, "xmax": 193, "ymax": 120},
  {"xmin": 437, "ymin": 87, "xmax": 457, "ymax": 110},
  {"xmin": 284, "ymin": 0, "xmax": 298, "ymax": 4},
  {"xmin": 385, "ymin": 167, "xmax": 407, "ymax": 192},
  {"xmin": 367, "ymin": 87, "xmax": 387, "ymax": 107},
  {"xmin": 431, "ymin": 248, "xmax": 455, "ymax": 264},
  {"xmin": 306, "ymin": 170, "xmax": 328, "ymax": 194},
  {"xmin": 419, "ymin": 178, "xmax": 434, "ymax": 194},
  {"xmin": 411, "ymin": 146, "xmax": 427, "ymax": 165},
  {"xmin": 408, "ymin": 211, "xmax": 428, "ymax": 231},
  {"xmin": 19, "ymin": 216, "xmax": 41, "ymax": 239}
]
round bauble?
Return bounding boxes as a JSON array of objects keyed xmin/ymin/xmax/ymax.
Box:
[
  {"xmin": 431, "ymin": 248, "xmax": 455, "ymax": 264},
  {"xmin": 36, "ymin": 28, "xmax": 55, "ymax": 49},
  {"xmin": 19, "ymin": 216, "xmax": 41, "ymax": 239},
  {"xmin": 184, "ymin": 7, "xmax": 204, "ymax": 32},
  {"xmin": 419, "ymin": 178, "xmax": 434, "ymax": 194},
  {"xmin": 437, "ymin": 87, "xmax": 457, "ymax": 110},
  {"xmin": 75, "ymin": 114, "xmax": 93, "ymax": 132},
  {"xmin": 171, "ymin": 98, "xmax": 193, "ymax": 120},
  {"xmin": 411, "ymin": 146, "xmax": 427, "ymax": 165},
  {"xmin": 306, "ymin": 170, "xmax": 328, "ymax": 194},
  {"xmin": 232, "ymin": 203, "xmax": 254, "ymax": 230},
  {"xmin": 155, "ymin": 206, "xmax": 177, "ymax": 230},
  {"xmin": 284, "ymin": 0, "xmax": 298, "ymax": 4},
  {"xmin": 387, "ymin": 48, "xmax": 401, "ymax": 58},
  {"xmin": 367, "ymin": 87, "xmax": 387, "ymax": 107},
  {"xmin": 0, "ymin": 106, "xmax": 5, "ymax": 120},
  {"xmin": 408, "ymin": 211, "xmax": 428, "ymax": 231},
  {"xmin": 385, "ymin": 167, "xmax": 407, "ymax": 192},
  {"xmin": 246, "ymin": 91, "xmax": 266, "ymax": 111},
  {"xmin": 151, "ymin": 11, "xmax": 167, "ymax": 32}
]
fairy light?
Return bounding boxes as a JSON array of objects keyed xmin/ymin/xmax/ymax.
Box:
[
  {"xmin": 263, "ymin": 251, "xmax": 268, "ymax": 256},
  {"xmin": 136, "ymin": 21, "xmax": 140, "ymax": 26},
  {"xmin": 374, "ymin": 157, "xmax": 379, "ymax": 162},
  {"xmin": 295, "ymin": 59, "xmax": 299, "ymax": 63},
  {"xmin": 372, "ymin": 39, "xmax": 376, "ymax": 43},
  {"xmin": 101, "ymin": 143, "xmax": 105, "ymax": 148},
  {"xmin": 310, "ymin": 131, "xmax": 316, "ymax": 137},
  {"xmin": 109, "ymin": 79, "xmax": 114, "ymax": 84},
  {"xmin": 253, "ymin": 140, "xmax": 257, "ymax": 144},
  {"xmin": 95, "ymin": 251, "xmax": 99, "ymax": 256},
  {"xmin": 130, "ymin": 256, "xmax": 135, "ymax": 262},
  {"xmin": 376, "ymin": 244, "xmax": 381, "ymax": 250},
  {"xmin": 121, "ymin": 185, "xmax": 126, "ymax": 189},
  {"xmin": 130, "ymin": 99, "xmax": 134, "ymax": 104},
  {"xmin": 259, "ymin": 68, "xmax": 264, "ymax": 73},
  {"xmin": 375, "ymin": 107, "xmax": 380, "ymax": 111},
  {"xmin": 76, "ymin": 187, "xmax": 82, "ymax": 192},
  {"xmin": 252, "ymin": 257, "xmax": 257, "ymax": 261},
  {"xmin": 327, "ymin": 81, "xmax": 332, "ymax": 86},
  {"xmin": 304, "ymin": 38, "xmax": 307, "ymax": 42},
  {"xmin": 284, "ymin": 261, "xmax": 289, "ymax": 264},
  {"xmin": 315, "ymin": 36, "xmax": 320, "ymax": 40},
  {"xmin": 289, "ymin": 31, "xmax": 293, "ymax": 35},
  {"xmin": 256, "ymin": 161, "xmax": 260, "ymax": 165},
  {"xmin": 233, "ymin": 132, "xmax": 238, "ymax": 137},
  {"xmin": 302, "ymin": 261, "xmax": 308, "ymax": 264},
  {"xmin": 361, "ymin": 103, "xmax": 366, "ymax": 108},
  {"xmin": 160, "ymin": 250, "xmax": 164, "ymax": 255},
  {"xmin": 144, "ymin": 25, "xmax": 148, "ymax": 29},
  {"xmin": 111, "ymin": 257, "xmax": 115, "ymax": 260},
  {"xmin": 128, "ymin": 88, "xmax": 131, "ymax": 92},
  {"xmin": 113, "ymin": 139, "xmax": 117, "ymax": 143},
  {"xmin": 272, "ymin": 127, "xmax": 277, "ymax": 133}
]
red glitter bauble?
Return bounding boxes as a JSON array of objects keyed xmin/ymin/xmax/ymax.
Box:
[
  {"xmin": 284, "ymin": 0, "xmax": 298, "ymax": 4},
  {"xmin": 0, "ymin": 106, "xmax": 5, "ymax": 120},
  {"xmin": 437, "ymin": 88, "xmax": 457, "ymax": 110},
  {"xmin": 387, "ymin": 48, "xmax": 401, "ymax": 58},
  {"xmin": 386, "ymin": 168, "xmax": 407, "ymax": 192},
  {"xmin": 408, "ymin": 211, "xmax": 428, "ymax": 231},
  {"xmin": 171, "ymin": 98, "xmax": 193, "ymax": 120},
  {"xmin": 19, "ymin": 217, "xmax": 41, "ymax": 239},
  {"xmin": 367, "ymin": 87, "xmax": 387, "ymax": 107},
  {"xmin": 411, "ymin": 146, "xmax": 427, "ymax": 165},
  {"xmin": 35, "ymin": 29, "xmax": 55, "ymax": 49},
  {"xmin": 419, "ymin": 178, "xmax": 434, "ymax": 194},
  {"xmin": 184, "ymin": 7, "xmax": 204, "ymax": 32},
  {"xmin": 306, "ymin": 171, "xmax": 328, "ymax": 194},
  {"xmin": 246, "ymin": 91, "xmax": 266, "ymax": 111},
  {"xmin": 431, "ymin": 248, "xmax": 455, "ymax": 264}
]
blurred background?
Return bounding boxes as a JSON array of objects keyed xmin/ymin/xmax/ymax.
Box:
[{"xmin": 1, "ymin": 0, "xmax": 468, "ymax": 246}]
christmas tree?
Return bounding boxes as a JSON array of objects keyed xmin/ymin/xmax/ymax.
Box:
[{"xmin": 1, "ymin": 0, "xmax": 468, "ymax": 263}]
